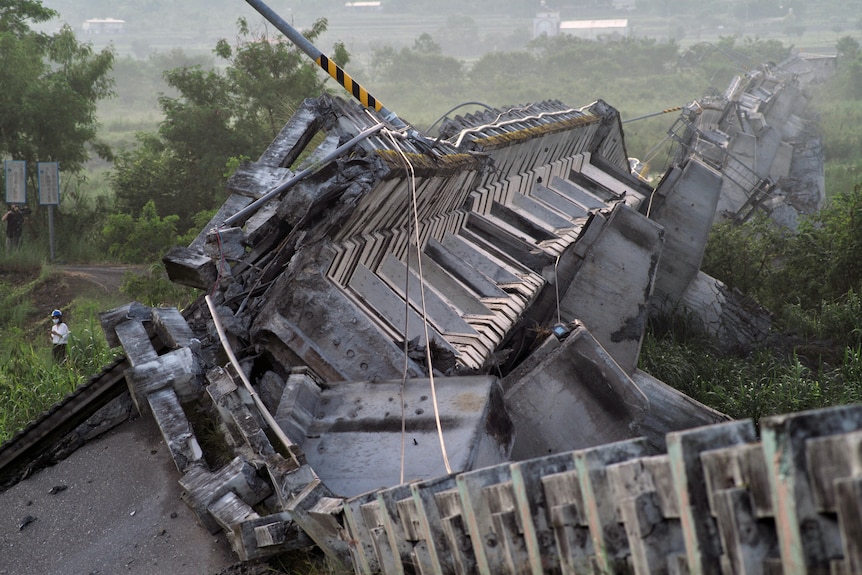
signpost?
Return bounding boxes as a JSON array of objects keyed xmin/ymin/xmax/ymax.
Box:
[
  {"xmin": 38, "ymin": 162, "xmax": 60, "ymax": 261},
  {"xmin": 4, "ymin": 160, "xmax": 26, "ymax": 204}
]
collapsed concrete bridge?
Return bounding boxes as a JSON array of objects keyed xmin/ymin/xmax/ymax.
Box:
[
  {"xmin": 133, "ymin": 90, "xmax": 737, "ymax": 569},
  {"xmin": 3, "ymin": 51, "xmax": 861, "ymax": 574}
]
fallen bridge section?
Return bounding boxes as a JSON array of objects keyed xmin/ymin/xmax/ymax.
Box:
[
  {"xmin": 97, "ymin": 302, "xmax": 862, "ymax": 573},
  {"xmin": 669, "ymin": 54, "xmax": 830, "ymax": 227},
  {"xmin": 336, "ymin": 405, "xmax": 862, "ymax": 574},
  {"xmin": 0, "ymin": 88, "xmax": 801, "ymax": 572}
]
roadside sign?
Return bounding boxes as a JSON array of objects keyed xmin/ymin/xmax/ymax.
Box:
[
  {"xmin": 4, "ymin": 160, "xmax": 26, "ymax": 204},
  {"xmin": 38, "ymin": 162, "xmax": 60, "ymax": 205}
]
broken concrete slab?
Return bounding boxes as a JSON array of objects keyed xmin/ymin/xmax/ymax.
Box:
[
  {"xmin": 284, "ymin": 375, "xmax": 513, "ymax": 497},
  {"xmin": 124, "ymin": 346, "xmax": 203, "ymax": 410},
  {"xmin": 649, "ymin": 157, "xmax": 723, "ymax": 311},
  {"xmin": 503, "ymin": 323, "xmax": 649, "ymax": 459},
  {"xmin": 558, "ymin": 202, "xmax": 664, "ymax": 374}
]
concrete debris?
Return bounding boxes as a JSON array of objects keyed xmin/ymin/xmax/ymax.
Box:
[
  {"xmin": 99, "ymin": 54, "xmax": 850, "ymax": 571},
  {"xmin": 668, "ymin": 51, "xmax": 830, "ymax": 229},
  {"xmin": 117, "ymin": 89, "xmax": 735, "ymax": 566},
  {"xmin": 3, "ymin": 48, "xmax": 854, "ymax": 572}
]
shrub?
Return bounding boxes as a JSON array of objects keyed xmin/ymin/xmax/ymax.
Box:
[
  {"xmin": 120, "ymin": 263, "xmax": 199, "ymax": 309},
  {"xmin": 101, "ymin": 200, "xmax": 179, "ymax": 263}
]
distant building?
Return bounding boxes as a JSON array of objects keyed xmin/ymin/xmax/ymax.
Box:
[
  {"xmin": 82, "ymin": 18, "xmax": 126, "ymax": 34},
  {"xmin": 533, "ymin": 8, "xmax": 561, "ymax": 38},
  {"xmin": 559, "ymin": 19, "xmax": 630, "ymax": 40},
  {"xmin": 533, "ymin": 14, "xmax": 630, "ymax": 40},
  {"xmin": 344, "ymin": 1, "xmax": 382, "ymax": 11},
  {"xmin": 612, "ymin": 0, "xmax": 637, "ymax": 11}
]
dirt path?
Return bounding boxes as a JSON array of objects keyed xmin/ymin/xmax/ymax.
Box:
[
  {"xmin": 26, "ymin": 264, "xmax": 146, "ymax": 320},
  {"xmin": 59, "ymin": 264, "xmax": 144, "ymax": 294},
  {"xmin": 7, "ymin": 263, "xmax": 148, "ymax": 345}
]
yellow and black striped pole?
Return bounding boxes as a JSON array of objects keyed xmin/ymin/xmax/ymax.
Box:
[{"xmin": 244, "ymin": 0, "xmax": 407, "ymax": 130}]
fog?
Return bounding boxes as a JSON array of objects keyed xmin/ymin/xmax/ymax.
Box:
[{"xmin": 36, "ymin": 0, "xmax": 861, "ymax": 164}]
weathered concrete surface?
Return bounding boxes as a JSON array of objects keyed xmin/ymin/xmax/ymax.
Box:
[
  {"xmin": 557, "ymin": 202, "xmax": 664, "ymax": 375},
  {"xmin": 678, "ymin": 270, "xmax": 772, "ymax": 350},
  {"xmin": 291, "ymin": 376, "xmax": 513, "ymax": 497},
  {"xmin": 0, "ymin": 416, "xmax": 236, "ymax": 575},
  {"xmin": 503, "ymin": 324, "xmax": 649, "ymax": 459},
  {"xmin": 649, "ymin": 158, "xmax": 723, "ymax": 310}
]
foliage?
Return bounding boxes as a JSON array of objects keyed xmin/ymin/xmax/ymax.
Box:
[
  {"xmin": 772, "ymin": 290, "xmax": 862, "ymax": 351},
  {"xmin": 110, "ymin": 17, "xmax": 348, "ymax": 233},
  {"xmin": 679, "ymin": 36, "xmax": 791, "ymax": 92},
  {"xmin": 0, "ymin": 0, "xmax": 55, "ymax": 36},
  {"xmin": 701, "ymin": 215, "xmax": 787, "ymax": 304},
  {"xmin": 654, "ymin": 173, "xmax": 862, "ymax": 422},
  {"xmin": 0, "ymin": 317, "xmax": 118, "ymax": 444},
  {"xmin": 771, "ymin": 183, "xmax": 862, "ymax": 308},
  {"xmin": 639, "ymin": 314, "xmax": 862, "ymax": 424},
  {"xmin": 701, "ymin": 181, "xmax": 862, "ymax": 326},
  {"xmin": 120, "ymin": 263, "xmax": 200, "ymax": 309},
  {"xmin": 836, "ymin": 35, "xmax": 860, "ymax": 60},
  {"xmin": 0, "ymin": 272, "xmax": 119, "ymax": 443},
  {"xmin": 49, "ymin": 173, "xmax": 116, "ymax": 261},
  {"xmin": 368, "ymin": 33, "xmax": 467, "ymax": 116},
  {"xmin": 0, "ymin": 1, "xmax": 115, "ymax": 185},
  {"xmin": 101, "ymin": 200, "xmax": 179, "ymax": 263}
]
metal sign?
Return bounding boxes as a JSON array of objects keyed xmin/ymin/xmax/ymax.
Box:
[
  {"xmin": 38, "ymin": 162, "xmax": 60, "ymax": 205},
  {"xmin": 4, "ymin": 160, "xmax": 26, "ymax": 204}
]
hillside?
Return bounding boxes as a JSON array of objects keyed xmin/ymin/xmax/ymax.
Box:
[{"xmin": 2, "ymin": 264, "xmax": 138, "ymax": 347}]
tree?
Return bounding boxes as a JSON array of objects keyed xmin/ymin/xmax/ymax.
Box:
[
  {"xmin": 0, "ymin": 0, "xmax": 55, "ymax": 36},
  {"xmin": 102, "ymin": 200, "xmax": 179, "ymax": 263},
  {"xmin": 111, "ymin": 17, "xmax": 349, "ymax": 232},
  {"xmin": 0, "ymin": 1, "xmax": 114, "ymax": 191},
  {"xmin": 836, "ymin": 35, "xmax": 860, "ymax": 62},
  {"xmin": 369, "ymin": 33, "xmax": 466, "ymax": 109}
]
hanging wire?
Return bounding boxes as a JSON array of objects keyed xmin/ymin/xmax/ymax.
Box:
[
  {"xmin": 446, "ymin": 105, "xmax": 581, "ymax": 148},
  {"xmin": 382, "ymin": 125, "xmax": 453, "ymax": 476},
  {"xmin": 554, "ymin": 254, "xmax": 562, "ymax": 326},
  {"xmin": 425, "ymin": 101, "xmax": 496, "ymax": 135}
]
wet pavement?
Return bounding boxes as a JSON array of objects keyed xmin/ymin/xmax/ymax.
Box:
[{"xmin": 0, "ymin": 416, "xmax": 237, "ymax": 575}]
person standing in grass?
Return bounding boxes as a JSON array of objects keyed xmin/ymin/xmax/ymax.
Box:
[
  {"xmin": 49, "ymin": 309, "xmax": 69, "ymax": 363},
  {"xmin": 2, "ymin": 205, "xmax": 25, "ymax": 250}
]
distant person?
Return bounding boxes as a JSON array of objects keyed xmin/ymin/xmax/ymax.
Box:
[
  {"xmin": 49, "ymin": 309, "xmax": 70, "ymax": 363},
  {"xmin": 2, "ymin": 205, "xmax": 25, "ymax": 250}
]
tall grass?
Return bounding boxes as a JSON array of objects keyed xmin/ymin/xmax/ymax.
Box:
[
  {"xmin": 639, "ymin": 314, "xmax": 862, "ymax": 427},
  {"xmin": 0, "ymin": 262, "xmax": 122, "ymax": 443},
  {"xmin": 0, "ymin": 316, "xmax": 119, "ymax": 443}
]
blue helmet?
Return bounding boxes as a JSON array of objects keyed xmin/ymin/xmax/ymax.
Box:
[{"xmin": 51, "ymin": 309, "xmax": 62, "ymax": 318}]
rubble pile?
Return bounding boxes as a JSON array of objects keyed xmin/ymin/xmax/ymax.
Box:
[{"xmin": 46, "ymin": 52, "xmax": 862, "ymax": 573}]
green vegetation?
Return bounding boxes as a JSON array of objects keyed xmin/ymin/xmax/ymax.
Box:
[
  {"xmin": 0, "ymin": 0, "xmax": 115, "ymax": 183},
  {"xmin": 0, "ymin": 259, "xmax": 120, "ymax": 443},
  {"xmin": 110, "ymin": 16, "xmax": 350, "ymax": 232},
  {"xmin": 642, "ymin": 179, "xmax": 862, "ymax": 423}
]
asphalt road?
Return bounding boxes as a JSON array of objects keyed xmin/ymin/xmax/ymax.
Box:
[{"xmin": 0, "ymin": 416, "xmax": 238, "ymax": 575}]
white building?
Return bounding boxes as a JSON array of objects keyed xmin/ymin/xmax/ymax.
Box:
[
  {"xmin": 533, "ymin": 12, "xmax": 630, "ymax": 40},
  {"xmin": 559, "ymin": 19, "xmax": 630, "ymax": 40},
  {"xmin": 344, "ymin": 1, "xmax": 382, "ymax": 11},
  {"xmin": 82, "ymin": 18, "xmax": 126, "ymax": 34}
]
